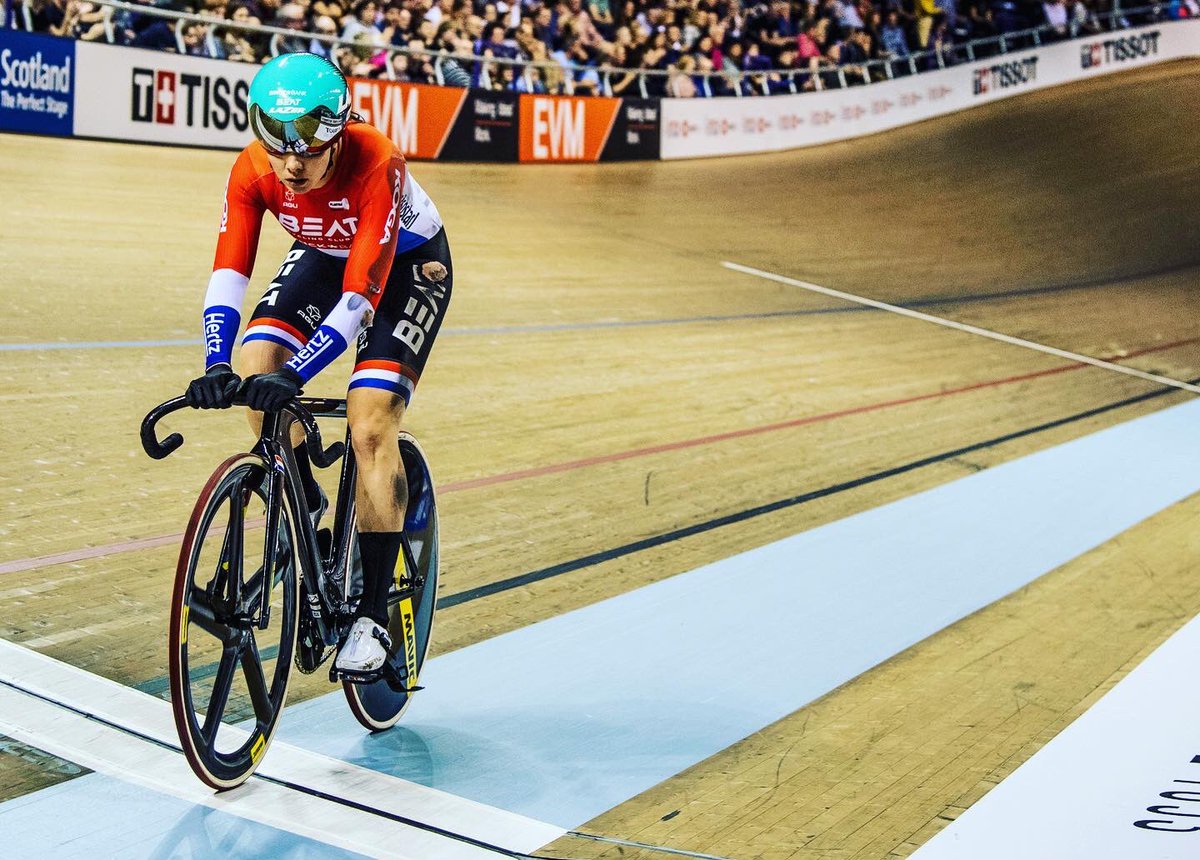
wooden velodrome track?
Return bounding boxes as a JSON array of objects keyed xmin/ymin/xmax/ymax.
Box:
[{"xmin": 3, "ymin": 59, "xmax": 1200, "ymax": 858}]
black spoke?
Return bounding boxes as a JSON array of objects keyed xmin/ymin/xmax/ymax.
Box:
[
  {"xmin": 185, "ymin": 589, "xmax": 242, "ymax": 645},
  {"xmin": 240, "ymin": 632, "xmax": 274, "ymax": 726},
  {"xmin": 200, "ymin": 646, "xmax": 239, "ymax": 743},
  {"xmin": 226, "ymin": 481, "xmax": 245, "ymax": 607}
]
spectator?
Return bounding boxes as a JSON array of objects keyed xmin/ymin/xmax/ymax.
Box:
[
  {"xmin": 132, "ymin": 17, "xmax": 181, "ymax": 50},
  {"xmin": 604, "ymin": 43, "xmax": 639, "ymax": 93},
  {"xmin": 589, "ymin": 0, "xmax": 615, "ymax": 38},
  {"xmin": 218, "ymin": 4, "xmax": 264, "ymax": 59},
  {"xmin": 273, "ymin": 3, "xmax": 313, "ymax": 53},
  {"xmin": 181, "ymin": 20, "xmax": 211, "ymax": 55},
  {"xmin": 666, "ymin": 54, "xmax": 698, "ymax": 96},
  {"xmin": 1043, "ymin": 0, "xmax": 1069, "ymax": 38},
  {"xmin": 311, "ymin": 0, "xmax": 345, "ymax": 21},
  {"xmin": 342, "ymin": 0, "xmax": 382, "ymax": 42},
  {"xmin": 1070, "ymin": 0, "xmax": 1102, "ymax": 33},
  {"xmin": 795, "ymin": 17, "xmax": 831, "ymax": 89},
  {"xmin": 914, "ymin": 0, "xmax": 939, "ymax": 47},
  {"xmin": 879, "ymin": 9, "xmax": 909, "ymax": 57},
  {"xmin": 309, "ymin": 14, "xmax": 340, "ymax": 56}
]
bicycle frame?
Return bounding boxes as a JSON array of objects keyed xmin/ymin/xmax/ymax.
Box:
[{"xmin": 142, "ymin": 395, "xmax": 355, "ymax": 653}]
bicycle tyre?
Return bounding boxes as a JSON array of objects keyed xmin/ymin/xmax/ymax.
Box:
[
  {"xmin": 168, "ymin": 453, "xmax": 300, "ymax": 789},
  {"xmin": 343, "ymin": 432, "xmax": 439, "ymax": 731}
]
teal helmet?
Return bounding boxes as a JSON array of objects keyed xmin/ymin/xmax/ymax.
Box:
[{"xmin": 248, "ymin": 53, "xmax": 350, "ymax": 155}]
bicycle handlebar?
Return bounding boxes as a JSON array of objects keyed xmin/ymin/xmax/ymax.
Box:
[
  {"xmin": 140, "ymin": 394, "xmax": 345, "ymax": 468},
  {"xmin": 140, "ymin": 396, "xmax": 188, "ymax": 459}
]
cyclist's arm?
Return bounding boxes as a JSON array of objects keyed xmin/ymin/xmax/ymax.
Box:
[
  {"xmin": 282, "ymin": 156, "xmax": 405, "ymax": 383},
  {"xmin": 204, "ymin": 154, "xmax": 267, "ymax": 369}
]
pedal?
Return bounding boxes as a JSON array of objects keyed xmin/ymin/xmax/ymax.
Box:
[{"xmin": 330, "ymin": 664, "xmax": 384, "ymax": 685}]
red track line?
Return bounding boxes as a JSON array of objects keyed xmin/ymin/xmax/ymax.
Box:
[
  {"xmin": 439, "ymin": 337, "xmax": 1199, "ymax": 491},
  {"xmin": 2, "ymin": 337, "xmax": 1195, "ymax": 577}
]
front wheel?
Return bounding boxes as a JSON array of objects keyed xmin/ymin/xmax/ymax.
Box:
[
  {"xmin": 168, "ymin": 453, "xmax": 300, "ymax": 789},
  {"xmin": 343, "ymin": 432, "xmax": 439, "ymax": 731}
]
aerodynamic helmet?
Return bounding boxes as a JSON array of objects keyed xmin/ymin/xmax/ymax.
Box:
[{"xmin": 247, "ymin": 53, "xmax": 351, "ymax": 155}]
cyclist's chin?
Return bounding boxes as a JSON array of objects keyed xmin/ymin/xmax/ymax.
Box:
[{"xmin": 283, "ymin": 178, "xmax": 311, "ymax": 193}]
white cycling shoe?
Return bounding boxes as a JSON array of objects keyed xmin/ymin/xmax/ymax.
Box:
[{"xmin": 335, "ymin": 617, "xmax": 391, "ymax": 675}]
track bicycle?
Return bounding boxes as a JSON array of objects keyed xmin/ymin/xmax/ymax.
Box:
[{"xmin": 140, "ymin": 393, "xmax": 439, "ymax": 790}]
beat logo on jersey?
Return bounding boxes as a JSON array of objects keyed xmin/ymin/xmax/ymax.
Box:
[
  {"xmin": 130, "ymin": 67, "xmax": 250, "ymax": 131},
  {"xmin": 277, "ymin": 213, "xmax": 360, "ymax": 244}
]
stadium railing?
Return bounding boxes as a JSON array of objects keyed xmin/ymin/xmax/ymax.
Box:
[{"xmin": 4, "ymin": 0, "xmax": 1174, "ymax": 99}]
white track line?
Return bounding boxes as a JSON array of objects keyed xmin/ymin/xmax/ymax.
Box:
[
  {"xmin": 721, "ymin": 261, "xmax": 1200, "ymax": 396},
  {"xmin": 0, "ymin": 639, "xmax": 564, "ymax": 855}
]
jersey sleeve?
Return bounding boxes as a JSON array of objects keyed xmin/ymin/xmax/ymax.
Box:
[
  {"xmin": 213, "ymin": 149, "xmax": 266, "ymax": 278},
  {"xmin": 343, "ymin": 154, "xmax": 406, "ymax": 307}
]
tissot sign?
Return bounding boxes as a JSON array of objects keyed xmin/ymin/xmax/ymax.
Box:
[
  {"xmin": 129, "ymin": 66, "xmax": 251, "ymax": 130},
  {"xmin": 661, "ymin": 21, "xmax": 1198, "ymax": 159},
  {"xmin": 74, "ymin": 42, "xmax": 256, "ymax": 146}
]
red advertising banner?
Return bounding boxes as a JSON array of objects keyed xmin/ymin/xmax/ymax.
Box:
[
  {"xmin": 347, "ymin": 78, "xmax": 466, "ymax": 161},
  {"xmin": 518, "ymin": 94, "xmax": 620, "ymax": 163}
]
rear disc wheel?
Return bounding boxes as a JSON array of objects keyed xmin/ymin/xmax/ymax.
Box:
[{"xmin": 343, "ymin": 432, "xmax": 439, "ymax": 731}]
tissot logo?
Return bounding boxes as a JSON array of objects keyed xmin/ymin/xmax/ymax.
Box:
[
  {"xmin": 973, "ymin": 57, "xmax": 1038, "ymax": 96},
  {"xmin": 1080, "ymin": 31, "xmax": 1161, "ymax": 69},
  {"xmin": 131, "ymin": 67, "xmax": 250, "ymax": 130}
]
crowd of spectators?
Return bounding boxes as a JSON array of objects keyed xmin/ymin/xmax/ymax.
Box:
[{"xmin": 15, "ymin": 0, "xmax": 1191, "ymax": 96}]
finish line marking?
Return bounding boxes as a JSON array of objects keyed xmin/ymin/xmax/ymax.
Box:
[
  {"xmin": 721, "ymin": 261, "xmax": 1200, "ymax": 396},
  {"xmin": 0, "ymin": 639, "xmax": 562, "ymax": 857}
]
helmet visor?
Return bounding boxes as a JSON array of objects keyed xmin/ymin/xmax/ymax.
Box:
[{"xmin": 249, "ymin": 104, "xmax": 345, "ymax": 156}]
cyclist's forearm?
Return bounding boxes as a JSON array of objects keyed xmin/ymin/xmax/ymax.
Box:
[
  {"xmin": 202, "ymin": 269, "xmax": 250, "ymax": 369},
  {"xmin": 283, "ymin": 292, "xmax": 372, "ymax": 383}
]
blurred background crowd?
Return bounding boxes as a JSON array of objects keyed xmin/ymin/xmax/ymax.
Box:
[{"xmin": 14, "ymin": 0, "xmax": 1189, "ymax": 95}]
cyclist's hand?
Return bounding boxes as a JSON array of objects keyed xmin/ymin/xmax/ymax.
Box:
[
  {"xmin": 185, "ymin": 364, "xmax": 241, "ymax": 409},
  {"xmin": 242, "ymin": 368, "xmax": 304, "ymax": 413}
]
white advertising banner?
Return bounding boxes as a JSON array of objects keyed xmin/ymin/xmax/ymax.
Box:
[
  {"xmin": 661, "ymin": 21, "xmax": 1200, "ymax": 159},
  {"xmin": 73, "ymin": 41, "xmax": 256, "ymax": 148}
]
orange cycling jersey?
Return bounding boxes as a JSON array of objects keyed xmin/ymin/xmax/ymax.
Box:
[{"xmin": 214, "ymin": 122, "xmax": 443, "ymax": 307}]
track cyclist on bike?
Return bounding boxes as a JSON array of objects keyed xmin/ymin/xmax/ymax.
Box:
[{"xmin": 184, "ymin": 53, "xmax": 452, "ymax": 678}]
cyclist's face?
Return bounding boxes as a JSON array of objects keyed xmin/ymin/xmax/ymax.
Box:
[{"xmin": 264, "ymin": 147, "xmax": 334, "ymax": 194}]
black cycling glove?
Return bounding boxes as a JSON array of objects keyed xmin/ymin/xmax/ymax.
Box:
[
  {"xmin": 185, "ymin": 364, "xmax": 241, "ymax": 409},
  {"xmin": 242, "ymin": 367, "xmax": 305, "ymax": 413}
]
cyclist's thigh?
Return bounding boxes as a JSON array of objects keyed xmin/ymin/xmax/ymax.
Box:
[
  {"xmin": 349, "ymin": 229, "xmax": 453, "ymax": 406},
  {"xmin": 241, "ymin": 241, "xmax": 345, "ymax": 358}
]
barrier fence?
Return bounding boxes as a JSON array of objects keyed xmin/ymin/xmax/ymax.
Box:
[
  {"xmin": 0, "ymin": 19, "xmax": 1196, "ymax": 162},
  {"xmin": 2, "ymin": 0, "xmax": 1174, "ymax": 98}
]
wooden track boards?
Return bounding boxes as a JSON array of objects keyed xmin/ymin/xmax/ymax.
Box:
[{"xmin": 2, "ymin": 59, "xmax": 1200, "ymax": 857}]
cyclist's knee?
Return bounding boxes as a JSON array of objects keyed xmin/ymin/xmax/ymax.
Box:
[{"xmin": 349, "ymin": 408, "xmax": 401, "ymax": 466}]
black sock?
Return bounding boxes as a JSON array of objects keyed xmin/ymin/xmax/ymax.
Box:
[
  {"xmin": 293, "ymin": 442, "xmax": 323, "ymax": 511},
  {"xmin": 356, "ymin": 531, "xmax": 402, "ymax": 627}
]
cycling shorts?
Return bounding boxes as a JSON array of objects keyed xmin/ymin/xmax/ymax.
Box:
[{"xmin": 242, "ymin": 228, "xmax": 452, "ymax": 404}]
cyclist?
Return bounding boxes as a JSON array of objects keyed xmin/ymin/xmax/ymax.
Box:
[{"xmin": 184, "ymin": 53, "xmax": 451, "ymax": 679}]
